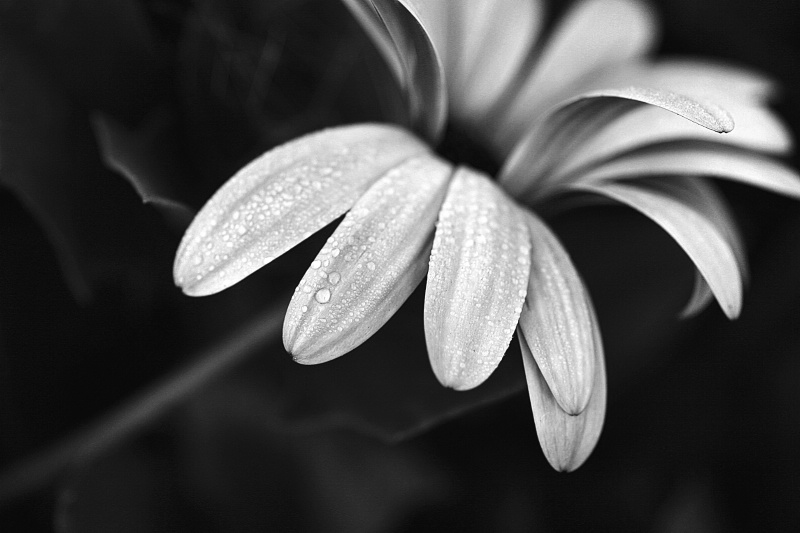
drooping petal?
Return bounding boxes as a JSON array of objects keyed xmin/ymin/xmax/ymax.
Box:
[
  {"xmin": 174, "ymin": 124, "xmax": 429, "ymax": 296},
  {"xmin": 571, "ymin": 144, "xmax": 800, "ymax": 199},
  {"xmin": 424, "ymin": 168, "xmax": 531, "ymax": 391},
  {"xmin": 518, "ymin": 211, "xmax": 597, "ymax": 415},
  {"xmin": 664, "ymin": 178, "xmax": 748, "ymax": 318},
  {"xmin": 284, "ymin": 154, "xmax": 454, "ymax": 363},
  {"xmin": 401, "ymin": 0, "xmax": 544, "ymax": 123},
  {"xmin": 572, "ymin": 179, "xmax": 743, "ymax": 318},
  {"xmin": 500, "ymin": 88, "xmax": 734, "ymax": 200},
  {"xmin": 520, "ymin": 299, "xmax": 606, "ymax": 472},
  {"xmin": 494, "ymin": 0, "xmax": 658, "ymax": 148},
  {"xmin": 550, "ymin": 102, "xmax": 792, "ymax": 183},
  {"xmin": 341, "ymin": 0, "xmax": 446, "ymax": 141}
]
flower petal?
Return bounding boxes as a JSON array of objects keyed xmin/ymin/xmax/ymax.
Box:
[
  {"xmin": 572, "ymin": 179, "xmax": 743, "ymax": 318},
  {"xmin": 341, "ymin": 0, "xmax": 447, "ymax": 141},
  {"xmin": 500, "ymin": 88, "xmax": 734, "ymax": 200},
  {"xmin": 550, "ymin": 102, "xmax": 792, "ymax": 183},
  {"xmin": 174, "ymin": 124, "xmax": 429, "ymax": 296},
  {"xmin": 518, "ymin": 211, "xmax": 597, "ymax": 415},
  {"xmin": 401, "ymin": 0, "xmax": 543, "ymax": 124},
  {"xmin": 284, "ymin": 154, "xmax": 454, "ymax": 363},
  {"xmin": 595, "ymin": 60, "xmax": 777, "ymax": 104},
  {"xmin": 424, "ymin": 168, "xmax": 531, "ymax": 391},
  {"xmin": 520, "ymin": 299, "xmax": 606, "ymax": 472},
  {"xmin": 571, "ymin": 144, "xmax": 800, "ymax": 199},
  {"xmin": 494, "ymin": 0, "xmax": 658, "ymax": 148}
]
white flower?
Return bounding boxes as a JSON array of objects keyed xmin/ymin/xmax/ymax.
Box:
[{"xmin": 173, "ymin": 0, "xmax": 800, "ymax": 471}]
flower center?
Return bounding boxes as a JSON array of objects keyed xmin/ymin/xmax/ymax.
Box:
[{"xmin": 437, "ymin": 124, "xmax": 501, "ymax": 178}]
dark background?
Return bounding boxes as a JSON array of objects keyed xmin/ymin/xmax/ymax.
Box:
[{"xmin": 1, "ymin": 0, "xmax": 799, "ymax": 531}]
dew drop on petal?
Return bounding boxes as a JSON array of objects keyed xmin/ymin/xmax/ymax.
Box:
[
  {"xmin": 311, "ymin": 260, "xmax": 321, "ymax": 269},
  {"xmin": 315, "ymin": 288, "xmax": 332, "ymax": 304},
  {"xmin": 329, "ymin": 272, "xmax": 341, "ymax": 285}
]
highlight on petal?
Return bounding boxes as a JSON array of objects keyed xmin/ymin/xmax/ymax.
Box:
[
  {"xmin": 494, "ymin": 0, "xmax": 658, "ymax": 148},
  {"xmin": 284, "ymin": 154, "xmax": 454, "ymax": 364},
  {"xmin": 500, "ymin": 88, "xmax": 735, "ymax": 200},
  {"xmin": 572, "ymin": 179, "xmax": 743, "ymax": 318},
  {"xmin": 572, "ymin": 144, "xmax": 800, "ymax": 200},
  {"xmin": 174, "ymin": 124, "xmax": 429, "ymax": 296},
  {"xmin": 518, "ymin": 211, "xmax": 597, "ymax": 415},
  {"xmin": 424, "ymin": 168, "xmax": 531, "ymax": 391},
  {"xmin": 520, "ymin": 299, "xmax": 606, "ymax": 472},
  {"xmin": 402, "ymin": 0, "xmax": 544, "ymax": 124},
  {"xmin": 341, "ymin": 0, "xmax": 447, "ymax": 141}
]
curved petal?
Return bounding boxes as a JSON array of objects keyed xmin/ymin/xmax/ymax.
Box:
[
  {"xmin": 520, "ymin": 298, "xmax": 606, "ymax": 472},
  {"xmin": 519, "ymin": 211, "xmax": 597, "ymax": 415},
  {"xmin": 494, "ymin": 0, "xmax": 658, "ymax": 148},
  {"xmin": 551, "ymin": 102, "xmax": 792, "ymax": 182},
  {"xmin": 572, "ymin": 179, "xmax": 743, "ymax": 318},
  {"xmin": 341, "ymin": 0, "xmax": 447, "ymax": 141},
  {"xmin": 594, "ymin": 59, "xmax": 778, "ymax": 104},
  {"xmin": 570, "ymin": 144, "xmax": 800, "ymax": 199},
  {"xmin": 284, "ymin": 154, "xmax": 454, "ymax": 363},
  {"xmin": 500, "ymin": 88, "xmax": 734, "ymax": 200},
  {"xmin": 174, "ymin": 124, "xmax": 429, "ymax": 296},
  {"xmin": 402, "ymin": 0, "xmax": 544, "ymax": 123},
  {"xmin": 424, "ymin": 168, "xmax": 531, "ymax": 391}
]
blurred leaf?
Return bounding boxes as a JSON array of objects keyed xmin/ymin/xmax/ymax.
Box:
[
  {"xmin": 0, "ymin": 40, "xmax": 173, "ymax": 302},
  {"xmin": 92, "ymin": 111, "xmax": 196, "ymax": 230}
]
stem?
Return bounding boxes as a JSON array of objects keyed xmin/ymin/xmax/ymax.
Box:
[{"xmin": 0, "ymin": 303, "xmax": 285, "ymax": 505}]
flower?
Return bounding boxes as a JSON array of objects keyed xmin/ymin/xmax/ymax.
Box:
[{"xmin": 173, "ymin": 0, "xmax": 800, "ymax": 471}]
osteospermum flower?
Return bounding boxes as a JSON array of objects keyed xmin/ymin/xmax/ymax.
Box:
[{"xmin": 173, "ymin": 0, "xmax": 800, "ymax": 471}]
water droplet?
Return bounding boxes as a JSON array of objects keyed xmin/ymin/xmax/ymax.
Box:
[
  {"xmin": 311, "ymin": 260, "xmax": 321, "ymax": 269},
  {"xmin": 301, "ymin": 306, "xmax": 308, "ymax": 313},
  {"xmin": 367, "ymin": 262, "xmax": 376, "ymax": 271},
  {"xmin": 329, "ymin": 272, "xmax": 341, "ymax": 285},
  {"xmin": 315, "ymin": 288, "xmax": 331, "ymax": 304},
  {"xmin": 192, "ymin": 254, "xmax": 204, "ymax": 266}
]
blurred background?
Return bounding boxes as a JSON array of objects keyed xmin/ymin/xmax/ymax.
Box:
[{"xmin": 1, "ymin": 0, "xmax": 799, "ymax": 531}]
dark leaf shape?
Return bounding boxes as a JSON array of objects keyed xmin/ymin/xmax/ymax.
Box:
[{"xmin": 92, "ymin": 112, "xmax": 196, "ymax": 231}]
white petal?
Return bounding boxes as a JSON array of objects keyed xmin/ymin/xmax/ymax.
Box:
[
  {"xmin": 571, "ymin": 144, "xmax": 800, "ymax": 199},
  {"xmin": 174, "ymin": 124, "xmax": 429, "ymax": 296},
  {"xmin": 341, "ymin": 0, "xmax": 447, "ymax": 141},
  {"xmin": 519, "ymin": 211, "xmax": 597, "ymax": 415},
  {"xmin": 521, "ymin": 298, "xmax": 606, "ymax": 472},
  {"xmin": 494, "ymin": 0, "xmax": 658, "ymax": 148},
  {"xmin": 284, "ymin": 155, "xmax": 453, "ymax": 363},
  {"xmin": 424, "ymin": 168, "xmax": 531, "ymax": 390},
  {"xmin": 500, "ymin": 88, "xmax": 734, "ymax": 200},
  {"xmin": 572, "ymin": 179, "xmax": 743, "ymax": 318},
  {"xmin": 551, "ymin": 102, "xmax": 792, "ymax": 183},
  {"xmin": 402, "ymin": 0, "xmax": 544, "ymax": 123}
]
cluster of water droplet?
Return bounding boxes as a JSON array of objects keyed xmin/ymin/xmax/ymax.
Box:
[
  {"xmin": 173, "ymin": 125, "xmax": 429, "ymax": 296},
  {"xmin": 425, "ymin": 168, "xmax": 531, "ymax": 390},
  {"xmin": 284, "ymin": 155, "xmax": 453, "ymax": 362}
]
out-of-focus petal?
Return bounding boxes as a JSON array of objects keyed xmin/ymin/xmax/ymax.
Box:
[
  {"xmin": 284, "ymin": 155, "xmax": 454, "ymax": 363},
  {"xmin": 494, "ymin": 0, "xmax": 658, "ymax": 148},
  {"xmin": 519, "ymin": 211, "xmax": 596, "ymax": 415},
  {"xmin": 500, "ymin": 88, "xmax": 734, "ymax": 200},
  {"xmin": 520, "ymin": 299, "xmax": 606, "ymax": 472},
  {"xmin": 551, "ymin": 103, "xmax": 792, "ymax": 182},
  {"xmin": 571, "ymin": 144, "xmax": 800, "ymax": 199},
  {"xmin": 573, "ymin": 179, "xmax": 743, "ymax": 318},
  {"xmin": 424, "ymin": 168, "xmax": 531, "ymax": 391},
  {"xmin": 341, "ymin": 0, "xmax": 447, "ymax": 141},
  {"xmin": 402, "ymin": 0, "xmax": 544, "ymax": 123},
  {"xmin": 174, "ymin": 124, "xmax": 429, "ymax": 296}
]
